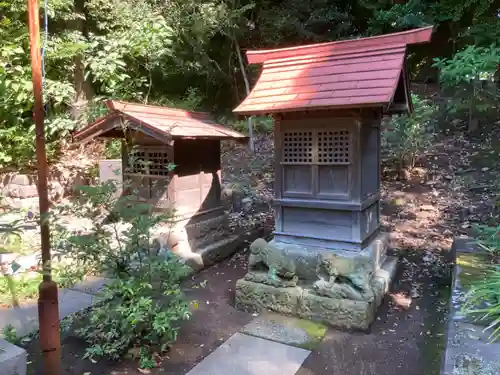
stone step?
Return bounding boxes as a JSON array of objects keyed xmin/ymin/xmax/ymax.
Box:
[
  {"xmin": 181, "ymin": 234, "xmax": 241, "ymax": 271},
  {"xmin": 185, "ymin": 215, "xmax": 229, "ymax": 248},
  {"xmin": 185, "ymin": 333, "xmax": 310, "ymax": 375}
]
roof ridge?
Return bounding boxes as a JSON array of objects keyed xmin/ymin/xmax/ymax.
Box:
[
  {"xmin": 246, "ymin": 26, "xmax": 433, "ymax": 64},
  {"xmin": 107, "ymin": 100, "xmax": 212, "ymax": 117}
]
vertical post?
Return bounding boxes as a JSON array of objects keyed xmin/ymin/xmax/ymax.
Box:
[{"xmin": 27, "ymin": 0, "xmax": 62, "ymax": 374}]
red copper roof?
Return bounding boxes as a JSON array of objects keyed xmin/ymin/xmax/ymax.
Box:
[
  {"xmin": 74, "ymin": 100, "xmax": 247, "ymax": 144},
  {"xmin": 234, "ymin": 26, "xmax": 433, "ymax": 115}
]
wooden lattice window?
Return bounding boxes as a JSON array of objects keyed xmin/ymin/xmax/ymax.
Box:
[
  {"xmin": 317, "ymin": 130, "xmax": 350, "ymax": 164},
  {"xmin": 128, "ymin": 147, "xmax": 171, "ymax": 176},
  {"xmin": 283, "ymin": 131, "xmax": 313, "ymax": 163},
  {"xmin": 282, "ymin": 129, "xmax": 350, "ymax": 164}
]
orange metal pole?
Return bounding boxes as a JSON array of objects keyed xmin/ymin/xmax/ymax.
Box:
[{"xmin": 27, "ymin": 0, "xmax": 62, "ymax": 373}]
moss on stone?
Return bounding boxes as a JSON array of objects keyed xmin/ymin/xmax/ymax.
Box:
[
  {"xmin": 242, "ymin": 311, "xmax": 328, "ymax": 350},
  {"xmin": 293, "ymin": 318, "xmax": 328, "ymax": 350},
  {"xmin": 456, "ymin": 253, "xmax": 492, "ymax": 289}
]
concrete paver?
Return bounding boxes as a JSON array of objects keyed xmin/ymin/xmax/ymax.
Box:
[
  {"xmin": 185, "ymin": 333, "xmax": 310, "ymax": 375},
  {"xmin": 0, "ymin": 338, "xmax": 27, "ymax": 375},
  {"xmin": 0, "ymin": 279, "xmax": 108, "ymax": 338}
]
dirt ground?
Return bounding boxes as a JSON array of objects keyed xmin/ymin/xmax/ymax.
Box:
[
  {"xmin": 23, "ymin": 127, "xmax": 500, "ymax": 375},
  {"xmin": 25, "ymin": 249, "xmax": 450, "ymax": 375}
]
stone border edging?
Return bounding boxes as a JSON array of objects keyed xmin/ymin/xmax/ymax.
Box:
[{"xmin": 440, "ymin": 237, "xmax": 500, "ymax": 375}]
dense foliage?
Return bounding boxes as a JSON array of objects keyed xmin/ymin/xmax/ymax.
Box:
[
  {"xmin": 53, "ymin": 178, "xmax": 191, "ymax": 365},
  {"xmin": 382, "ymin": 94, "xmax": 436, "ymax": 176},
  {"xmin": 0, "ymin": 0, "xmax": 499, "ymax": 169}
]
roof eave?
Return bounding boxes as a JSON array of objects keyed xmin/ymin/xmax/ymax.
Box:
[
  {"xmin": 73, "ymin": 112, "xmax": 173, "ymax": 146},
  {"xmin": 234, "ymin": 102, "xmax": 388, "ymax": 116},
  {"xmin": 72, "ymin": 112, "xmax": 121, "ymax": 144}
]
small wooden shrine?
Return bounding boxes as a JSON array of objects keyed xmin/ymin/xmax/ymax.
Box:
[
  {"xmin": 74, "ymin": 100, "xmax": 247, "ymax": 223},
  {"xmin": 233, "ymin": 27, "xmax": 434, "ymax": 330}
]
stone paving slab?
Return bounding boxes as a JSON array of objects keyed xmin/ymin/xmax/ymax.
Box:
[
  {"xmin": 243, "ymin": 312, "xmax": 327, "ymax": 349},
  {"xmin": 0, "ymin": 287, "xmax": 102, "ymax": 338},
  {"xmin": 0, "ymin": 338, "xmax": 27, "ymax": 375},
  {"xmin": 185, "ymin": 332, "xmax": 310, "ymax": 375}
]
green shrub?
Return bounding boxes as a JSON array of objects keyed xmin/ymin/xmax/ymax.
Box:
[
  {"xmin": 382, "ymin": 93, "xmax": 436, "ymax": 174},
  {"xmin": 2, "ymin": 324, "xmax": 20, "ymax": 345},
  {"xmin": 473, "ymin": 224, "xmax": 500, "ymax": 260},
  {"xmin": 77, "ymin": 257, "xmax": 191, "ymax": 362},
  {"xmin": 462, "ymin": 267, "xmax": 500, "ymax": 342},
  {"xmin": 55, "ymin": 177, "xmax": 191, "ymax": 364},
  {"xmin": 433, "ymin": 45, "xmax": 500, "ymax": 129}
]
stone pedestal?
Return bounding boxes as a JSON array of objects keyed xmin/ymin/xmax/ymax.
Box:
[
  {"xmin": 151, "ymin": 212, "xmax": 243, "ymax": 271},
  {"xmin": 234, "ymin": 235, "xmax": 397, "ymax": 331},
  {"xmin": 268, "ymin": 232, "xmax": 389, "ymax": 279}
]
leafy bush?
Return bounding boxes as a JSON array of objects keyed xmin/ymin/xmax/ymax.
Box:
[
  {"xmin": 433, "ymin": 45, "xmax": 500, "ymax": 129},
  {"xmin": 55, "ymin": 178, "xmax": 191, "ymax": 364},
  {"xmin": 366, "ymin": 0, "xmax": 431, "ymax": 35},
  {"xmin": 2, "ymin": 324, "xmax": 20, "ymax": 345},
  {"xmin": 382, "ymin": 94, "xmax": 436, "ymax": 174},
  {"xmin": 473, "ymin": 224, "xmax": 500, "ymax": 260},
  {"xmin": 77, "ymin": 257, "xmax": 190, "ymax": 362},
  {"xmin": 462, "ymin": 267, "xmax": 500, "ymax": 342}
]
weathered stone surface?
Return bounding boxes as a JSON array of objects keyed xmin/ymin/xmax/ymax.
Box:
[
  {"xmin": 199, "ymin": 234, "xmax": 242, "ymax": 268},
  {"xmin": 243, "ymin": 311, "xmax": 327, "ymax": 349},
  {"xmin": 0, "ymin": 339, "xmax": 27, "ymax": 375},
  {"xmin": 185, "ymin": 333, "xmax": 310, "ymax": 375},
  {"xmin": 313, "ymin": 253, "xmax": 375, "ymax": 302},
  {"xmin": 4, "ymin": 185, "xmax": 38, "ymax": 199},
  {"xmin": 234, "ymin": 256, "xmax": 398, "ymax": 331},
  {"xmin": 235, "ymin": 279, "xmax": 301, "ymax": 315},
  {"xmin": 267, "ymin": 232, "xmax": 388, "ymax": 281},
  {"xmin": 244, "ymin": 271, "xmax": 298, "ymax": 288},
  {"xmin": 7, "ymin": 174, "xmax": 34, "ymax": 186},
  {"xmin": 297, "ymin": 290, "xmax": 374, "ymax": 331},
  {"xmin": 248, "ymin": 238, "xmax": 297, "ymax": 278}
]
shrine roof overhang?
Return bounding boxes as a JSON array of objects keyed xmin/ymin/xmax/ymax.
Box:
[
  {"xmin": 74, "ymin": 100, "xmax": 248, "ymax": 145},
  {"xmin": 233, "ymin": 26, "xmax": 434, "ymax": 116}
]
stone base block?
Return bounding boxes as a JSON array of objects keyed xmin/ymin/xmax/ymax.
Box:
[
  {"xmin": 235, "ymin": 281, "xmax": 302, "ymax": 316},
  {"xmin": 298, "ymin": 290, "xmax": 374, "ymax": 331},
  {"xmin": 268, "ymin": 232, "xmax": 389, "ymax": 280},
  {"xmin": 235, "ymin": 256, "xmax": 398, "ymax": 331},
  {"xmin": 0, "ymin": 339, "xmax": 27, "ymax": 375}
]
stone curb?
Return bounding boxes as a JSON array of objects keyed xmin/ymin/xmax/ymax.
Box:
[{"xmin": 440, "ymin": 236, "xmax": 500, "ymax": 375}]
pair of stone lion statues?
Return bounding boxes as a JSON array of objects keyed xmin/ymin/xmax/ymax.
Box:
[{"xmin": 245, "ymin": 238, "xmax": 375, "ymax": 302}]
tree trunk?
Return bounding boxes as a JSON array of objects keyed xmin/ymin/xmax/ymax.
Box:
[
  {"xmin": 235, "ymin": 39, "xmax": 255, "ymax": 152},
  {"xmin": 72, "ymin": 0, "xmax": 94, "ymax": 128}
]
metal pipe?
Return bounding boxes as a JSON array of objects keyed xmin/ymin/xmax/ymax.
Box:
[{"xmin": 27, "ymin": 0, "xmax": 62, "ymax": 373}]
